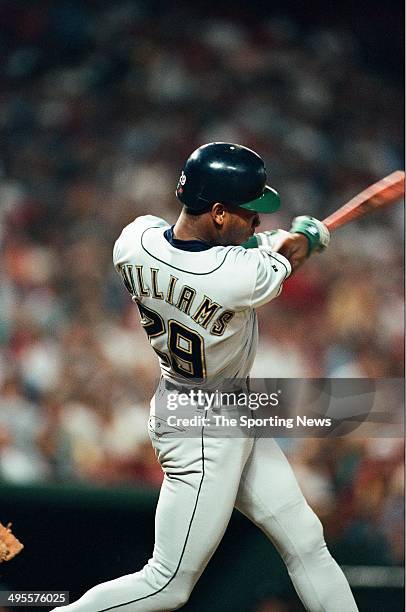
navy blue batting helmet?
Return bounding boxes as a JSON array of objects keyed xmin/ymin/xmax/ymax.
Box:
[{"xmin": 176, "ymin": 142, "xmax": 280, "ymax": 214}]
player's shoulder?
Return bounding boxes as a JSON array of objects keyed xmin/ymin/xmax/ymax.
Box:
[
  {"xmin": 212, "ymin": 243, "xmax": 288, "ymax": 277},
  {"xmin": 113, "ymin": 215, "xmax": 169, "ymax": 266},
  {"xmin": 215, "ymin": 245, "xmax": 261, "ymax": 299},
  {"xmin": 223, "ymin": 244, "xmax": 266, "ymax": 269},
  {"xmin": 119, "ymin": 215, "xmax": 169, "ymax": 238},
  {"xmin": 229, "ymin": 243, "xmax": 290, "ymax": 275},
  {"xmin": 219, "ymin": 244, "xmax": 291, "ymax": 309}
]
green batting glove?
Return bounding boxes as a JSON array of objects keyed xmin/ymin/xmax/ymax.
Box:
[{"xmin": 289, "ymin": 216, "xmax": 330, "ymax": 255}]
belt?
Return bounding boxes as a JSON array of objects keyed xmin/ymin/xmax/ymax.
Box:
[{"xmin": 161, "ymin": 377, "xmax": 250, "ymax": 395}]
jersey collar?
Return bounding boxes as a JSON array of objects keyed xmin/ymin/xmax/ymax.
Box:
[{"xmin": 164, "ymin": 226, "xmax": 212, "ymax": 252}]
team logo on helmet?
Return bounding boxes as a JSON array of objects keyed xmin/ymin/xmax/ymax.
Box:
[{"xmin": 177, "ymin": 171, "xmax": 187, "ymax": 195}]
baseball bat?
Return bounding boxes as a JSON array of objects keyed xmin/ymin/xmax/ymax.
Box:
[{"xmin": 322, "ymin": 170, "xmax": 405, "ymax": 231}]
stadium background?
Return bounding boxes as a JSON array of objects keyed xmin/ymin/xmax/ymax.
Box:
[{"xmin": 0, "ymin": 0, "xmax": 404, "ymax": 610}]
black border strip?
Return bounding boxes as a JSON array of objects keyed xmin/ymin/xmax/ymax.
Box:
[{"xmin": 100, "ymin": 427, "xmax": 206, "ymax": 611}]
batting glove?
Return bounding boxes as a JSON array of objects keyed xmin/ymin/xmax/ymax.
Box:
[{"xmin": 289, "ymin": 216, "xmax": 330, "ymax": 255}]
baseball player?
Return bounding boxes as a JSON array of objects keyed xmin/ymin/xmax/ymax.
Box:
[{"xmin": 55, "ymin": 143, "xmax": 358, "ymax": 611}]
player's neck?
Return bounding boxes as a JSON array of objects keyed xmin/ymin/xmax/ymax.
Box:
[{"xmin": 173, "ymin": 210, "xmax": 215, "ymax": 244}]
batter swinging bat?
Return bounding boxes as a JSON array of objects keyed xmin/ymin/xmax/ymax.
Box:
[{"xmin": 323, "ymin": 170, "xmax": 405, "ymax": 231}]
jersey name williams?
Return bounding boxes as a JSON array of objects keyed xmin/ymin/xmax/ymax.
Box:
[{"xmin": 119, "ymin": 264, "xmax": 235, "ymax": 336}]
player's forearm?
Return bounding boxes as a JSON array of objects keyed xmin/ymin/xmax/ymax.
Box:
[
  {"xmin": 242, "ymin": 217, "xmax": 330, "ymax": 275},
  {"xmin": 274, "ymin": 233, "xmax": 309, "ymax": 274}
]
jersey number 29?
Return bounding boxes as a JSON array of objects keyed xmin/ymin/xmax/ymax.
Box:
[{"xmin": 137, "ymin": 303, "xmax": 206, "ymax": 380}]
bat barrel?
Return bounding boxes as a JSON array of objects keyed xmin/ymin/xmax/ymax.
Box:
[{"xmin": 323, "ymin": 171, "xmax": 405, "ymax": 231}]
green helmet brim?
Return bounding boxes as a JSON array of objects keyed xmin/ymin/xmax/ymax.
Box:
[{"xmin": 238, "ymin": 186, "xmax": 280, "ymax": 213}]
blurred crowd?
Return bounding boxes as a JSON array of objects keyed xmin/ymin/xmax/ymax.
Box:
[{"xmin": 0, "ymin": 0, "xmax": 404, "ymax": 568}]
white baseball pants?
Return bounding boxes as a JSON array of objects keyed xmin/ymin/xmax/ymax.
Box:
[{"xmin": 54, "ymin": 406, "xmax": 358, "ymax": 612}]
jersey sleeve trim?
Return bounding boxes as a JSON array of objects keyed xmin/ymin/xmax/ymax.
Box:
[{"xmin": 266, "ymin": 250, "xmax": 292, "ymax": 279}]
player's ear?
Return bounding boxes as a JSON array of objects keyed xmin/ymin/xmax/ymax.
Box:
[{"xmin": 211, "ymin": 203, "xmax": 227, "ymax": 226}]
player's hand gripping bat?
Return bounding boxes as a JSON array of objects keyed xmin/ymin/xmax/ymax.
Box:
[
  {"xmin": 274, "ymin": 171, "xmax": 404, "ymax": 272},
  {"xmin": 322, "ymin": 170, "xmax": 405, "ymax": 231}
]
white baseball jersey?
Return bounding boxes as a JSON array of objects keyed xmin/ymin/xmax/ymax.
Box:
[
  {"xmin": 113, "ymin": 215, "xmax": 291, "ymax": 389},
  {"xmin": 55, "ymin": 214, "xmax": 358, "ymax": 612}
]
